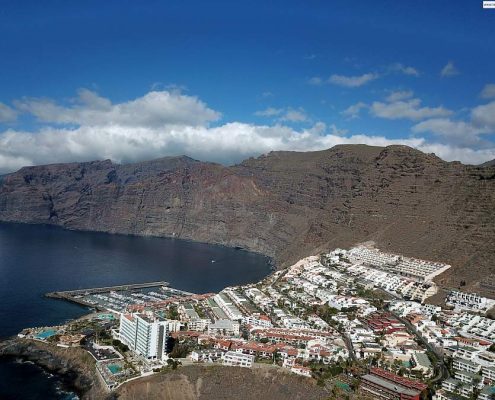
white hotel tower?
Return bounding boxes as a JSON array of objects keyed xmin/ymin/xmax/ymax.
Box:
[{"xmin": 119, "ymin": 313, "xmax": 169, "ymax": 361}]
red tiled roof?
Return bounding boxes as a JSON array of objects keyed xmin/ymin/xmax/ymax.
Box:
[
  {"xmin": 286, "ymin": 349, "xmax": 298, "ymax": 356},
  {"xmin": 170, "ymin": 331, "xmax": 201, "ymax": 339},
  {"xmin": 370, "ymin": 368, "xmax": 427, "ymax": 391}
]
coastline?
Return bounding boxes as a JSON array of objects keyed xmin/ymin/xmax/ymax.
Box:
[
  {"xmin": 0, "ymin": 336, "xmax": 109, "ymax": 400},
  {"xmin": 0, "ymin": 223, "xmax": 278, "ymax": 398},
  {"xmin": 0, "ymin": 337, "xmax": 330, "ymax": 400}
]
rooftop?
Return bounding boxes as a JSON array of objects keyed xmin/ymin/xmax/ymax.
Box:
[{"xmin": 361, "ymin": 374, "xmax": 420, "ymax": 397}]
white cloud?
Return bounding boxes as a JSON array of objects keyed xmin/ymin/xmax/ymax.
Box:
[
  {"xmin": 1, "ymin": 121, "xmax": 493, "ymax": 173},
  {"xmin": 389, "ymin": 63, "xmax": 420, "ymax": 76},
  {"xmin": 308, "ymin": 76, "xmax": 323, "ymax": 86},
  {"xmin": 329, "ymin": 124, "xmax": 348, "ymax": 136},
  {"xmin": 385, "ymin": 90, "xmax": 414, "ymax": 102},
  {"xmin": 1, "ymin": 89, "xmax": 494, "ymax": 174},
  {"xmin": 412, "ymin": 118, "xmax": 487, "ymax": 143},
  {"xmin": 371, "ymin": 96, "xmax": 452, "ymax": 121},
  {"xmin": 440, "ymin": 61, "xmax": 460, "ymax": 77},
  {"xmin": 255, "ymin": 107, "xmax": 308, "ymax": 122},
  {"xmin": 328, "ymin": 73, "xmax": 378, "ymax": 88},
  {"xmin": 311, "ymin": 64, "xmax": 417, "ymax": 89},
  {"xmin": 411, "ymin": 101, "xmax": 495, "ymax": 147},
  {"xmin": 0, "ymin": 121, "xmax": 424, "ymax": 174},
  {"xmin": 341, "ymin": 102, "xmax": 368, "ymax": 119},
  {"xmin": 416, "ymin": 142, "xmax": 495, "ymax": 165},
  {"xmin": 0, "ymin": 103, "xmax": 18, "ymax": 122},
  {"xmin": 14, "ymin": 89, "xmax": 220, "ymax": 127},
  {"xmin": 279, "ymin": 108, "xmax": 308, "ymax": 122},
  {"xmin": 471, "ymin": 101, "xmax": 495, "ymax": 130},
  {"xmin": 254, "ymin": 107, "xmax": 283, "ymax": 117},
  {"xmin": 480, "ymin": 84, "xmax": 495, "ymax": 99}
]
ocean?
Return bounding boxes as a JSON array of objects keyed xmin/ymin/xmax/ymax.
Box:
[{"xmin": 0, "ymin": 222, "xmax": 271, "ymax": 399}]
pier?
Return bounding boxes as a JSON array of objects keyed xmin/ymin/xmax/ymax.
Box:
[
  {"xmin": 46, "ymin": 281, "xmax": 169, "ymax": 298},
  {"xmin": 45, "ymin": 281, "xmax": 170, "ymax": 310},
  {"xmin": 44, "ymin": 281, "xmax": 197, "ymax": 313}
]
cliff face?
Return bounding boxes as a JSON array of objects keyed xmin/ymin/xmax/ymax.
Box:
[
  {"xmin": 0, "ymin": 338, "xmax": 106, "ymax": 399},
  {"xmin": 1, "ymin": 145, "xmax": 494, "ymax": 293}
]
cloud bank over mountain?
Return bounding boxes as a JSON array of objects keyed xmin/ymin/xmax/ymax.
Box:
[{"xmin": 0, "ymin": 89, "xmax": 494, "ymax": 174}]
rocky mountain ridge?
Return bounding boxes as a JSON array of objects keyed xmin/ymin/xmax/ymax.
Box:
[{"xmin": 1, "ymin": 144, "xmax": 494, "ymax": 294}]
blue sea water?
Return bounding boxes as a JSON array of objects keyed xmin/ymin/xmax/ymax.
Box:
[
  {"xmin": 0, "ymin": 222, "xmax": 271, "ymax": 399},
  {"xmin": 0, "ymin": 358, "xmax": 79, "ymax": 400}
]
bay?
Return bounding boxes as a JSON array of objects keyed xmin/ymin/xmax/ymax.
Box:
[{"xmin": 0, "ymin": 222, "xmax": 271, "ymax": 398}]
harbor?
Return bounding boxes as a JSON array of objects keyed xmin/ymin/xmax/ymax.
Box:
[{"xmin": 46, "ymin": 281, "xmax": 194, "ymax": 313}]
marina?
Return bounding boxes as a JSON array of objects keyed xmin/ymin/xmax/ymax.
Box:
[
  {"xmin": 46, "ymin": 281, "xmax": 194, "ymax": 313},
  {"xmin": 0, "ymin": 222, "xmax": 272, "ymax": 399}
]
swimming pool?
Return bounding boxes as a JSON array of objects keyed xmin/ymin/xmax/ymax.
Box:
[
  {"xmin": 107, "ymin": 364, "xmax": 122, "ymax": 375},
  {"xmin": 335, "ymin": 381, "xmax": 351, "ymax": 392},
  {"xmin": 97, "ymin": 313, "xmax": 115, "ymax": 320},
  {"xmin": 35, "ymin": 329, "xmax": 57, "ymax": 339}
]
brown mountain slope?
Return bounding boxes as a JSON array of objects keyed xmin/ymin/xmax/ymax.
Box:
[
  {"xmin": 1, "ymin": 144, "xmax": 494, "ymax": 294},
  {"xmin": 115, "ymin": 365, "xmax": 332, "ymax": 400}
]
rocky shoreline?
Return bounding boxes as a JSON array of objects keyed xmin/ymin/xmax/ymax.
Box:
[
  {"xmin": 0, "ymin": 337, "xmax": 109, "ymax": 399},
  {"xmin": 0, "ymin": 338, "xmax": 329, "ymax": 400}
]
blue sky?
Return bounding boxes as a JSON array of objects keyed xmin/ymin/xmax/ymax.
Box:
[{"xmin": 0, "ymin": 0, "xmax": 494, "ymax": 173}]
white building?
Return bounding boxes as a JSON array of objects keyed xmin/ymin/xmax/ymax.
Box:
[
  {"xmin": 482, "ymin": 366, "xmax": 495, "ymax": 383},
  {"xmin": 119, "ymin": 313, "xmax": 168, "ymax": 361},
  {"xmin": 454, "ymin": 370, "xmax": 481, "ymax": 385},
  {"xmin": 348, "ymin": 246, "xmax": 450, "ymax": 282},
  {"xmin": 214, "ymin": 293, "xmax": 244, "ymax": 320},
  {"xmin": 222, "ymin": 351, "xmax": 254, "ymax": 368},
  {"xmin": 440, "ymin": 378, "xmax": 473, "ymax": 398},
  {"xmin": 447, "ymin": 290, "xmax": 495, "ymax": 313},
  {"xmin": 447, "ymin": 314, "xmax": 495, "ymax": 342},
  {"xmin": 208, "ymin": 319, "xmax": 240, "ymax": 336},
  {"xmin": 291, "ymin": 365, "xmax": 312, "ymax": 377},
  {"xmin": 179, "ymin": 304, "xmax": 210, "ymax": 331},
  {"xmin": 453, "ymin": 357, "xmax": 482, "ymax": 374},
  {"xmin": 243, "ymin": 314, "xmax": 273, "ymax": 328},
  {"xmin": 191, "ymin": 349, "xmax": 224, "ymax": 363}
]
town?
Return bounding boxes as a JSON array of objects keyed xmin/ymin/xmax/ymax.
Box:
[{"xmin": 18, "ymin": 245, "xmax": 495, "ymax": 400}]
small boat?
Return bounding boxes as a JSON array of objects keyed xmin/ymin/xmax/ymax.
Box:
[{"xmin": 211, "ymin": 260, "xmax": 216, "ymax": 263}]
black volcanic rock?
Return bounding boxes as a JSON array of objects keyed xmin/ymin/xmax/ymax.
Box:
[
  {"xmin": 0, "ymin": 338, "xmax": 106, "ymax": 399},
  {"xmin": 1, "ymin": 145, "xmax": 494, "ymax": 294}
]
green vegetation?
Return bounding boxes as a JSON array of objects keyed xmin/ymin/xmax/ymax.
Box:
[
  {"xmin": 165, "ymin": 305, "xmax": 179, "ymax": 320},
  {"xmin": 194, "ymin": 304, "xmax": 207, "ymax": 319},
  {"xmin": 112, "ymin": 339, "xmax": 129, "ymax": 353},
  {"xmin": 315, "ymin": 304, "xmax": 339, "ymax": 321},
  {"xmin": 255, "ymin": 356, "xmax": 273, "ymax": 364},
  {"xmin": 168, "ymin": 338, "xmax": 196, "ymax": 358},
  {"xmin": 311, "ymin": 362, "xmax": 344, "ymax": 386},
  {"xmin": 166, "ymin": 358, "xmax": 181, "ymax": 370}
]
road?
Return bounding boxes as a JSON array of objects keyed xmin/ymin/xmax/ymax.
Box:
[
  {"xmin": 343, "ymin": 334, "xmax": 357, "ymax": 362},
  {"xmin": 370, "ymin": 286, "xmax": 449, "ymax": 383},
  {"xmin": 388, "ymin": 309, "xmax": 450, "ymax": 384}
]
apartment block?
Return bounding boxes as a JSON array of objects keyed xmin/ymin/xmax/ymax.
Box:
[
  {"xmin": 222, "ymin": 351, "xmax": 254, "ymax": 368},
  {"xmin": 119, "ymin": 313, "xmax": 168, "ymax": 361}
]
